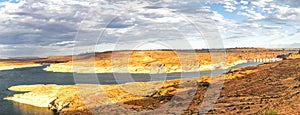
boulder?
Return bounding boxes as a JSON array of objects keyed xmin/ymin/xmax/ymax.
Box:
[{"xmin": 48, "ymin": 97, "xmax": 70, "ymax": 112}]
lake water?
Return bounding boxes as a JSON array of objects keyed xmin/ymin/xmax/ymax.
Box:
[{"xmin": 0, "ymin": 62, "xmax": 263, "ymax": 115}]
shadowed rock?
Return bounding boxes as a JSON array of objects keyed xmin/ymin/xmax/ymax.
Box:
[{"xmin": 294, "ymin": 77, "xmax": 300, "ymax": 81}]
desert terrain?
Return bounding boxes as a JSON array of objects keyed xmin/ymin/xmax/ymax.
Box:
[
  {"xmin": 5, "ymin": 57, "xmax": 300, "ymax": 114},
  {"xmin": 43, "ymin": 48, "xmax": 296, "ymax": 73},
  {"xmin": 3, "ymin": 48, "xmax": 300, "ymax": 114},
  {"xmin": 1, "ymin": 48, "xmax": 297, "ymax": 73}
]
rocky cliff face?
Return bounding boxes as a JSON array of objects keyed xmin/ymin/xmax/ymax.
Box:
[
  {"xmin": 43, "ymin": 50, "xmax": 286, "ymax": 73},
  {"xmin": 0, "ymin": 49, "xmax": 291, "ymax": 73}
]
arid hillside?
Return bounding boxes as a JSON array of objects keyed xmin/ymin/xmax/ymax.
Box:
[
  {"xmin": 1, "ymin": 48, "xmax": 299, "ymax": 73},
  {"xmin": 43, "ymin": 49, "xmax": 294, "ymax": 73},
  {"xmin": 5, "ymin": 58, "xmax": 300, "ymax": 114}
]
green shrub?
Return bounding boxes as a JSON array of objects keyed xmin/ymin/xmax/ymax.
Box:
[{"xmin": 265, "ymin": 108, "xmax": 278, "ymax": 115}]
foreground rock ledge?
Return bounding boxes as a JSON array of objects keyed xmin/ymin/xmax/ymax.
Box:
[{"xmin": 5, "ymin": 58, "xmax": 300, "ymax": 114}]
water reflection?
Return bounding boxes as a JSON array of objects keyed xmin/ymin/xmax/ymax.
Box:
[{"xmin": 13, "ymin": 102, "xmax": 55, "ymax": 115}]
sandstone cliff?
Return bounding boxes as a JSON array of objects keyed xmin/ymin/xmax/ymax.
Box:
[{"xmin": 43, "ymin": 50, "xmax": 286, "ymax": 73}]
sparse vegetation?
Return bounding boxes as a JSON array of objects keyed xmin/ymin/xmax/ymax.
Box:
[{"xmin": 265, "ymin": 108, "xmax": 278, "ymax": 115}]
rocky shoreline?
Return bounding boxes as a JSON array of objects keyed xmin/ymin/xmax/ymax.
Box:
[
  {"xmin": 43, "ymin": 60, "xmax": 248, "ymax": 74},
  {"xmin": 5, "ymin": 58, "xmax": 300, "ymax": 114}
]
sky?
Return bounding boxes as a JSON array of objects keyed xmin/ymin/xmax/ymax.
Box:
[{"xmin": 0, "ymin": 0, "xmax": 299, "ymax": 57}]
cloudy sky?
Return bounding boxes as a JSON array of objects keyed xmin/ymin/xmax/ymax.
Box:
[{"xmin": 0, "ymin": 0, "xmax": 299, "ymax": 57}]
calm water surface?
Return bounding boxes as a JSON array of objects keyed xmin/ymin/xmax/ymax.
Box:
[{"xmin": 0, "ymin": 62, "xmax": 263, "ymax": 115}]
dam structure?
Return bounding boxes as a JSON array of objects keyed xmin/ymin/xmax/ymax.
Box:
[{"xmin": 247, "ymin": 58, "xmax": 283, "ymax": 63}]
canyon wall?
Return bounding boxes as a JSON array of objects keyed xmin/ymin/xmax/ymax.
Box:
[{"xmin": 43, "ymin": 50, "xmax": 286, "ymax": 73}]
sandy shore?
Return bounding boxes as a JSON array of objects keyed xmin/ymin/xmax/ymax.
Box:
[{"xmin": 0, "ymin": 63, "xmax": 42, "ymax": 71}]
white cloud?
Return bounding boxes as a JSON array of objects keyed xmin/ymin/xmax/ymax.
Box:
[
  {"xmin": 0, "ymin": 0, "xmax": 299, "ymax": 57},
  {"xmin": 251, "ymin": 0, "xmax": 273, "ymax": 8},
  {"xmin": 240, "ymin": 0, "xmax": 248, "ymax": 5},
  {"xmin": 262, "ymin": 25, "xmax": 282, "ymax": 29},
  {"xmin": 237, "ymin": 9, "xmax": 265, "ymax": 20},
  {"xmin": 222, "ymin": 0, "xmax": 238, "ymax": 12},
  {"xmin": 50, "ymin": 41, "xmax": 75, "ymax": 46},
  {"xmin": 268, "ymin": 5, "xmax": 300, "ymax": 23},
  {"xmin": 1, "ymin": 0, "xmax": 225, "ymax": 57}
]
